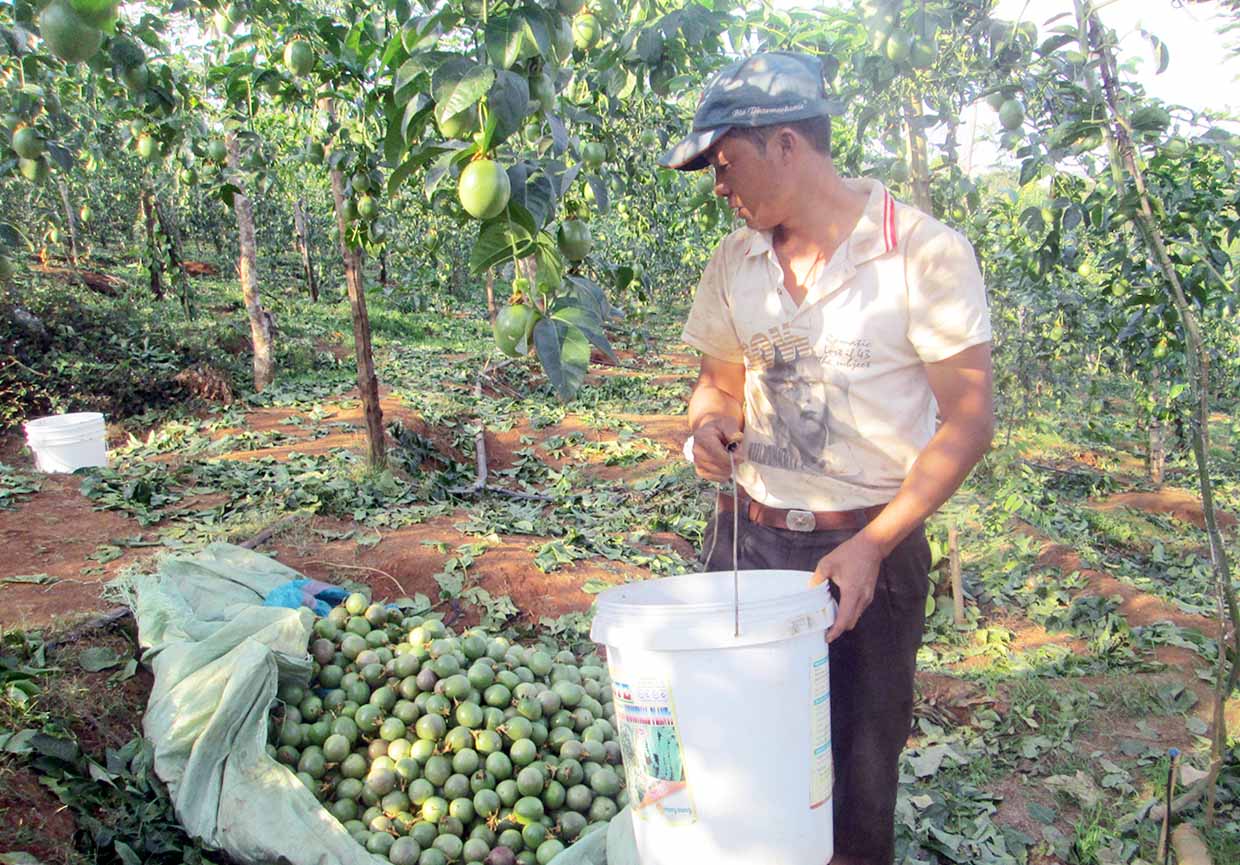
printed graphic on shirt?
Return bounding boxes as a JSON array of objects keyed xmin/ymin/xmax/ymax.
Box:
[
  {"xmin": 819, "ymin": 336, "xmax": 873, "ymax": 370},
  {"xmin": 744, "ymin": 341, "xmax": 862, "ymax": 479},
  {"xmin": 743, "ymin": 323, "xmax": 815, "ymax": 369}
]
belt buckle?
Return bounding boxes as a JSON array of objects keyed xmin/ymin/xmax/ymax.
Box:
[{"xmin": 785, "ymin": 509, "xmax": 816, "ymax": 532}]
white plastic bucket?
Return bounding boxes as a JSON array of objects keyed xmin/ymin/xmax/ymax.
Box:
[
  {"xmin": 24, "ymin": 412, "xmax": 108, "ymax": 473},
  {"xmin": 591, "ymin": 569, "xmax": 836, "ymax": 865}
]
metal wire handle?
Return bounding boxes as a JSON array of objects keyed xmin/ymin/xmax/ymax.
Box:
[
  {"xmin": 730, "ymin": 446, "xmax": 739, "ymax": 638},
  {"xmin": 702, "ymin": 443, "xmax": 741, "ymax": 638}
]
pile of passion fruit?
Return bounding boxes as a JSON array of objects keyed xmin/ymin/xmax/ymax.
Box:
[{"xmin": 268, "ymin": 593, "xmax": 625, "ymax": 865}]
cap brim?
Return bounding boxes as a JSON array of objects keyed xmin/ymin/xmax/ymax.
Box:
[{"xmin": 657, "ymin": 126, "xmax": 730, "ymax": 171}]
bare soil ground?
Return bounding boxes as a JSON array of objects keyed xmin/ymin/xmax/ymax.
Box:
[{"xmin": 2, "ymin": 353, "xmax": 1235, "ymax": 865}]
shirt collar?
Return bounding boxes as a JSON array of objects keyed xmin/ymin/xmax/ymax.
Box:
[
  {"xmin": 847, "ymin": 177, "xmax": 899, "ymax": 263},
  {"xmin": 739, "ymin": 177, "xmax": 898, "ymax": 264}
]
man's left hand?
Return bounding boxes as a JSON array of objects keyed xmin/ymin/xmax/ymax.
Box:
[{"xmin": 811, "ymin": 534, "xmax": 885, "ymax": 643}]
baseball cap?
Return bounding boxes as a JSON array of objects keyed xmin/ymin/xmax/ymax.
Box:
[{"xmin": 658, "ymin": 51, "xmax": 844, "ymax": 171}]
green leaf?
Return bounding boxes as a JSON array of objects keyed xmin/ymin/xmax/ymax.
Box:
[
  {"xmin": 432, "ymin": 57, "xmax": 495, "ymax": 125},
  {"xmin": 109, "ymin": 658, "xmax": 139, "ymax": 684},
  {"xmin": 387, "ymin": 156, "xmax": 417, "ymax": 197},
  {"xmin": 551, "ymin": 301, "xmax": 617, "ymax": 363},
  {"xmin": 383, "ymin": 95, "xmax": 406, "ymax": 164},
  {"xmin": 31, "ymin": 732, "xmax": 80, "ymax": 763},
  {"xmin": 113, "ymin": 842, "xmax": 141, "ymax": 865},
  {"xmin": 79, "ymin": 646, "xmax": 123, "ymax": 672},
  {"xmin": 468, "ymin": 205, "xmax": 539, "ymax": 274},
  {"xmin": 394, "ymin": 51, "xmax": 451, "ymax": 101},
  {"xmin": 1019, "ymin": 206, "xmax": 1045, "ymax": 233},
  {"xmin": 0, "ymin": 729, "xmax": 36, "ymax": 754},
  {"xmin": 532, "ymin": 317, "xmax": 590, "ymax": 401},
  {"xmin": 0, "ymin": 853, "xmax": 47, "ymax": 865},
  {"xmin": 1019, "ymin": 158, "xmax": 1043, "ymax": 187},
  {"xmin": 487, "ymin": 70, "xmax": 530, "ymax": 146},
  {"xmin": 1, "ymin": 573, "xmax": 56, "ymax": 585},
  {"xmin": 485, "ymin": 14, "xmax": 526, "ymax": 69},
  {"xmin": 634, "ymin": 27, "xmax": 665, "ymax": 63},
  {"xmin": 564, "ymin": 275, "xmax": 614, "ymax": 323},
  {"xmin": 513, "ymin": 169, "xmax": 555, "ymax": 228},
  {"xmin": 434, "ymin": 568, "xmax": 464, "ymax": 598},
  {"xmin": 0, "ymin": 222, "xmax": 27, "ymax": 248},
  {"xmin": 521, "ymin": 8, "xmax": 552, "ymax": 59},
  {"xmin": 1141, "ymin": 29, "xmax": 1170, "ymax": 74},
  {"xmin": 217, "ymin": 183, "xmax": 242, "ymax": 208},
  {"xmin": 380, "ymin": 31, "xmax": 408, "ymax": 70},
  {"xmin": 401, "ymin": 93, "xmax": 433, "ymax": 145},
  {"xmin": 584, "ymin": 174, "xmax": 609, "ymax": 214}
]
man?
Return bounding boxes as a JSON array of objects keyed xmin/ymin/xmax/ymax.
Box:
[{"xmin": 660, "ymin": 52, "xmax": 994, "ymax": 865}]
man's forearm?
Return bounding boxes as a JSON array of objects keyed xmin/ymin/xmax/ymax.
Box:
[
  {"xmin": 688, "ymin": 383, "xmax": 744, "ymax": 434},
  {"xmin": 856, "ymin": 414, "xmax": 993, "ymax": 557}
]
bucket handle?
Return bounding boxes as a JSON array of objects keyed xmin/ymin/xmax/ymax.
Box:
[
  {"xmin": 728, "ymin": 446, "xmax": 740, "ymax": 638},
  {"xmin": 702, "ymin": 445, "xmax": 742, "ymax": 638}
]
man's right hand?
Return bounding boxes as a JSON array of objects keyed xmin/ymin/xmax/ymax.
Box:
[{"xmin": 691, "ymin": 418, "xmax": 744, "ymax": 483}]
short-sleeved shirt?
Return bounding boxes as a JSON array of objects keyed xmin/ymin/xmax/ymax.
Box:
[{"xmin": 682, "ymin": 178, "xmax": 991, "ymax": 511}]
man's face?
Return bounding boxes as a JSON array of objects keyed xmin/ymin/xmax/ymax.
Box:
[{"xmin": 704, "ymin": 132, "xmax": 790, "ymax": 231}]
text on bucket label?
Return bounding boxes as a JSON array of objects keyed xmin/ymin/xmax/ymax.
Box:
[
  {"xmin": 810, "ymin": 653, "xmax": 832, "ymax": 809},
  {"xmin": 612, "ymin": 674, "xmax": 697, "ymax": 826}
]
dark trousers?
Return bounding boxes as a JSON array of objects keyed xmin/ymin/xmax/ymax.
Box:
[{"xmin": 704, "ymin": 509, "xmax": 930, "ymax": 865}]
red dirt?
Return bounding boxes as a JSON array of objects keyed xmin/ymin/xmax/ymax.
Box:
[
  {"xmin": 0, "ymin": 471, "xmax": 149, "ymax": 629},
  {"xmin": 1032, "ymin": 540, "xmax": 1219, "ymax": 639},
  {"xmin": 269, "ymin": 513, "xmax": 691, "ymax": 626},
  {"xmin": 182, "ymin": 260, "xmax": 220, "ymax": 277},
  {"xmin": 951, "ymin": 611, "xmax": 1090, "ymax": 673},
  {"xmin": 1091, "ymin": 488, "xmax": 1237, "ymax": 531},
  {"xmin": 0, "ymin": 766, "xmax": 78, "ymax": 865},
  {"xmin": 31, "ymin": 261, "xmax": 125, "ymax": 295},
  {"xmin": 915, "ymin": 670, "xmax": 1005, "ymax": 727},
  {"xmin": 989, "ymin": 774, "xmax": 1067, "ymax": 864},
  {"xmin": 484, "ymin": 412, "xmax": 687, "ymax": 483},
  {"xmin": 1022, "ymin": 533, "xmax": 1229, "ymax": 726},
  {"xmin": 48, "ymin": 633, "xmax": 153, "ymax": 755}
]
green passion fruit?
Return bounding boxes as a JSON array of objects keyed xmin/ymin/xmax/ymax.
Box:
[
  {"xmin": 493, "ymin": 303, "xmax": 540, "ymax": 357},
  {"xmin": 38, "ymin": 0, "xmax": 104, "ymax": 64},
  {"xmin": 458, "ymin": 159, "xmax": 511, "ymax": 220},
  {"xmin": 267, "ymin": 594, "xmax": 625, "ymax": 865}
]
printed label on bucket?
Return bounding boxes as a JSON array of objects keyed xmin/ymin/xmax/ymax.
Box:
[
  {"xmin": 810, "ymin": 653, "xmax": 832, "ymax": 810},
  {"xmin": 611, "ymin": 674, "xmax": 697, "ymax": 826}
]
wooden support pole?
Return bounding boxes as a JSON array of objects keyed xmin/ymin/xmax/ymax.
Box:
[{"xmin": 949, "ymin": 525, "xmax": 964, "ymax": 625}]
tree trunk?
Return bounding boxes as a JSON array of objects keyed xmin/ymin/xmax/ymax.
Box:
[
  {"xmin": 293, "ymin": 198, "xmax": 318, "ymax": 302},
  {"xmin": 1148, "ymin": 418, "xmax": 1166, "ymax": 486},
  {"xmin": 226, "ymin": 132, "xmax": 275, "ymax": 391},
  {"xmin": 154, "ymin": 195, "xmax": 192, "ymax": 317},
  {"xmin": 904, "ymin": 95, "xmax": 934, "ymax": 215},
  {"xmin": 379, "ymin": 248, "xmax": 388, "ymax": 287},
  {"xmin": 323, "ymin": 102, "xmax": 385, "ymax": 467},
  {"xmin": 140, "ymin": 188, "xmax": 164, "ymax": 300},
  {"xmin": 485, "ymin": 270, "xmax": 497, "ymax": 325},
  {"xmin": 56, "ymin": 181, "xmax": 80, "ymax": 266}
]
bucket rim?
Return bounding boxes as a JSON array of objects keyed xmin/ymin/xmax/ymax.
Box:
[
  {"xmin": 592, "ymin": 569, "xmax": 829, "ymax": 617},
  {"xmin": 26, "ymin": 431, "xmax": 108, "ymax": 443},
  {"xmin": 25, "ymin": 412, "xmax": 106, "ymax": 432}
]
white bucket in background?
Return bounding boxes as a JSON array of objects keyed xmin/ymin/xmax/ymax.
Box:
[
  {"xmin": 24, "ymin": 412, "xmax": 108, "ymax": 473},
  {"xmin": 591, "ymin": 569, "xmax": 836, "ymax": 865}
]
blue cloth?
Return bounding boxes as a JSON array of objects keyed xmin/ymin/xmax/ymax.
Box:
[{"xmin": 263, "ymin": 579, "xmax": 349, "ymax": 617}]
